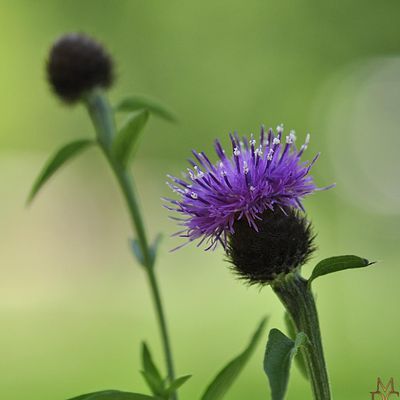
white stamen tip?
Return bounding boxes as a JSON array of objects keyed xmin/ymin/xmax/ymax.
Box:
[
  {"xmin": 190, "ymin": 192, "xmax": 198, "ymax": 199},
  {"xmin": 276, "ymin": 124, "xmax": 284, "ymax": 133},
  {"xmin": 250, "ymin": 185, "xmax": 255, "ymax": 191},
  {"xmin": 243, "ymin": 161, "xmax": 249, "ymax": 174},
  {"xmin": 305, "ymin": 133, "xmax": 311, "ymax": 145},
  {"xmin": 233, "ymin": 147, "xmax": 241, "ymax": 156},
  {"xmin": 187, "ymin": 169, "xmax": 195, "ymax": 180},
  {"xmin": 286, "ymin": 130, "xmax": 297, "ymax": 144},
  {"xmin": 273, "ymin": 137, "xmax": 281, "ymax": 145},
  {"xmin": 267, "ymin": 148, "xmax": 274, "ymax": 160}
]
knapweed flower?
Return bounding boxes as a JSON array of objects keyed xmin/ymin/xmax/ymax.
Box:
[
  {"xmin": 166, "ymin": 125, "xmax": 332, "ymax": 284},
  {"xmin": 47, "ymin": 33, "xmax": 114, "ymax": 103},
  {"xmin": 166, "ymin": 125, "xmax": 331, "ymax": 251}
]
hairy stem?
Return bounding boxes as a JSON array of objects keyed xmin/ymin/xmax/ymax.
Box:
[
  {"xmin": 85, "ymin": 90, "xmax": 177, "ymax": 399},
  {"xmin": 272, "ymin": 273, "xmax": 331, "ymax": 400}
]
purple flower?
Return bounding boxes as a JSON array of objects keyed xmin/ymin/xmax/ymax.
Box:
[{"xmin": 165, "ymin": 125, "xmax": 332, "ymax": 251}]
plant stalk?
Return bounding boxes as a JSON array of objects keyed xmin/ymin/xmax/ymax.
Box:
[
  {"xmin": 85, "ymin": 90, "xmax": 177, "ymax": 399},
  {"xmin": 272, "ymin": 273, "xmax": 331, "ymax": 400}
]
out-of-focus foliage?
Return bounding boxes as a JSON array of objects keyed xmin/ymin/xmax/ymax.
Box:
[{"xmin": 0, "ymin": 1, "xmax": 399, "ymax": 400}]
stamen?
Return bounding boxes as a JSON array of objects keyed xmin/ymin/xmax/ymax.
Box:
[
  {"xmin": 286, "ymin": 130, "xmax": 296, "ymax": 144},
  {"xmin": 273, "ymin": 137, "xmax": 281, "ymax": 145},
  {"xmin": 233, "ymin": 147, "xmax": 240, "ymax": 156},
  {"xmin": 194, "ymin": 166, "xmax": 205, "ymax": 179},
  {"xmin": 243, "ymin": 161, "xmax": 249, "ymax": 174},
  {"xmin": 267, "ymin": 148, "xmax": 274, "ymax": 160},
  {"xmin": 187, "ymin": 169, "xmax": 195, "ymax": 180},
  {"xmin": 190, "ymin": 192, "xmax": 198, "ymax": 199},
  {"xmin": 260, "ymin": 125, "xmax": 265, "ymax": 146},
  {"xmin": 276, "ymin": 124, "xmax": 284, "ymax": 134}
]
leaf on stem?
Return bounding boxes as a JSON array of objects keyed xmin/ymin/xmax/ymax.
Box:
[
  {"xmin": 150, "ymin": 233, "xmax": 163, "ymax": 267},
  {"xmin": 130, "ymin": 234, "xmax": 163, "ymax": 268},
  {"xmin": 141, "ymin": 342, "xmax": 165, "ymax": 396},
  {"xmin": 200, "ymin": 317, "xmax": 268, "ymax": 400},
  {"xmin": 112, "ymin": 110, "xmax": 149, "ymax": 168},
  {"xmin": 283, "ymin": 313, "xmax": 308, "ymax": 380},
  {"xmin": 27, "ymin": 139, "xmax": 94, "ymax": 204},
  {"xmin": 308, "ymin": 255, "xmax": 376, "ymax": 285},
  {"xmin": 264, "ymin": 329, "xmax": 307, "ymax": 400},
  {"xmin": 130, "ymin": 239, "xmax": 145, "ymax": 267},
  {"xmin": 164, "ymin": 375, "xmax": 192, "ymax": 396},
  {"xmin": 115, "ymin": 95, "xmax": 177, "ymax": 123},
  {"xmin": 67, "ymin": 390, "xmax": 158, "ymax": 399}
]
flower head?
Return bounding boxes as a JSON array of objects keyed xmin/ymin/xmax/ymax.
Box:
[
  {"xmin": 47, "ymin": 33, "xmax": 114, "ymax": 103},
  {"xmin": 165, "ymin": 125, "xmax": 331, "ymax": 250},
  {"xmin": 227, "ymin": 207, "xmax": 315, "ymax": 285}
]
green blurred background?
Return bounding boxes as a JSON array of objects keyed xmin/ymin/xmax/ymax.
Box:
[{"xmin": 1, "ymin": 1, "xmax": 400, "ymax": 399}]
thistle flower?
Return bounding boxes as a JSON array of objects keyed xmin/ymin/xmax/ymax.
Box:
[
  {"xmin": 165, "ymin": 125, "xmax": 331, "ymax": 252},
  {"xmin": 47, "ymin": 33, "xmax": 114, "ymax": 103}
]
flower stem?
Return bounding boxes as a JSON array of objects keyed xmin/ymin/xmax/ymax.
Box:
[
  {"xmin": 85, "ymin": 90, "xmax": 177, "ymax": 399},
  {"xmin": 111, "ymin": 165, "xmax": 177, "ymax": 395},
  {"xmin": 272, "ymin": 273, "xmax": 331, "ymax": 400}
]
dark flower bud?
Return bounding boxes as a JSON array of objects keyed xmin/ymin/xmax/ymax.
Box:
[
  {"xmin": 47, "ymin": 33, "xmax": 114, "ymax": 103},
  {"xmin": 226, "ymin": 208, "xmax": 315, "ymax": 285}
]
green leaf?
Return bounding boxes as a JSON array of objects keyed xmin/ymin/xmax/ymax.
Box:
[
  {"xmin": 115, "ymin": 95, "xmax": 177, "ymax": 123},
  {"xmin": 150, "ymin": 233, "xmax": 163, "ymax": 267},
  {"xmin": 67, "ymin": 390, "xmax": 158, "ymax": 399},
  {"xmin": 165, "ymin": 375, "xmax": 192, "ymax": 396},
  {"xmin": 284, "ymin": 313, "xmax": 308, "ymax": 380},
  {"xmin": 130, "ymin": 239, "xmax": 145, "ymax": 267},
  {"xmin": 264, "ymin": 329, "xmax": 307, "ymax": 400},
  {"xmin": 141, "ymin": 342, "xmax": 165, "ymax": 396},
  {"xmin": 27, "ymin": 139, "xmax": 93, "ymax": 204},
  {"xmin": 112, "ymin": 110, "xmax": 149, "ymax": 167},
  {"xmin": 308, "ymin": 255, "xmax": 376, "ymax": 284},
  {"xmin": 130, "ymin": 234, "xmax": 163, "ymax": 268},
  {"xmin": 201, "ymin": 317, "xmax": 268, "ymax": 400}
]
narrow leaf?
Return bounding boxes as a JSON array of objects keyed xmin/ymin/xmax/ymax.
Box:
[
  {"xmin": 165, "ymin": 375, "xmax": 192, "ymax": 395},
  {"xmin": 284, "ymin": 313, "xmax": 308, "ymax": 380},
  {"xmin": 264, "ymin": 329, "xmax": 307, "ymax": 400},
  {"xmin": 141, "ymin": 342, "xmax": 164, "ymax": 396},
  {"xmin": 150, "ymin": 233, "xmax": 163, "ymax": 267},
  {"xmin": 112, "ymin": 110, "xmax": 149, "ymax": 167},
  {"xmin": 130, "ymin": 234, "xmax": 163, "ymax": 268},
  {"xmin": 201, "ymin": 317, "xmax": 268, "ymax": 400},
  {"xmin": 130, "ymin": 239, "xmax": 145, "ymax": 267},
  {"xmin": 140, "ymin": 372, "xmax": 164, "ymax": 398},
  {"xmin": 67, "ymin": 390, "xmax": 157, "ymax": 399},
  {"xmin": 115, "ymin": 95, "xmax": 177, "ymax": 122},
  {"xmin": 308, "ymin": 255, "xmax": 375, "ymax": 284},
  {"xmin": 27, "ymin": 139, "xmax": 93, "ymax": 204}
]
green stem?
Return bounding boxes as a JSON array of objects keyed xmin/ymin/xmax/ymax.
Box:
[
  {"xmin": 85, "ymin": 90, "xmax": 177, "ymax": 399},
  {"xmin": 272, "ymin": 273, "xmax": 331, "ymax": 400},
  {"xmin": 111, "ymin": 164, "xmax": 177, "ymax": 394},
  {"xmin": 85, "ymin": 89, "xmax": 116, "ymax": 150}
]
